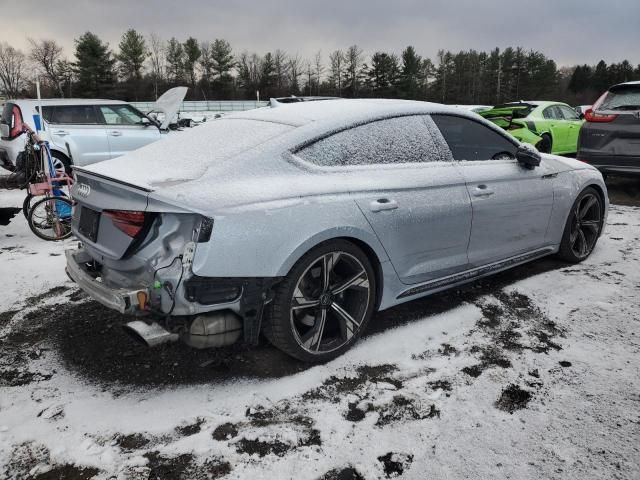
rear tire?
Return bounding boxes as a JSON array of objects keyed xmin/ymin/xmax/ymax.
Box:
[
  {"xmin": 557, "ymin": 187, "xmax": 603, "ymax": 263},
  {"xmin": 264, "ymin": 240, "xmax": 377, "ymax": 363},
  {"xmin": 536, "ymin": 133, "xmax": 552, "ymax": 154}
]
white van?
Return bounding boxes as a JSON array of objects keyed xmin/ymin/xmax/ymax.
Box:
[{"xmin": 0, "ymin": 88, "xmax": 186, "ymax": 173}]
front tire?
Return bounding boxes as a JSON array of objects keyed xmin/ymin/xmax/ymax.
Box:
[
  {"xmin": 557, "ymin": 187, "xmax": 603, "ymax": 263},
  {"xmin": 264, "ymin": 240, "xmax": 377, "ymax": 362}
]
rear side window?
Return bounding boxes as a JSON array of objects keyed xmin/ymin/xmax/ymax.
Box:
[
  {"xmin": 296, "ymin": 116, "xmax": 445, "ymax": 167},
  {"xmin": 52, "ymin": 105, "xmax": 99, "ymax": 124},
  {"xmin": 599, "ymin": 86, "xmax": 640, "ymax": 111},
  {"xmin": 432, "ymin": 114, "xmax": 517, "ymax": 161},
  {"xmin": 558, "ymin": 105, "xmax": 580, "ymax": 120},
  {"xmin": 542, "ymin": 106, "xmax": 561, "ymax": 120}
]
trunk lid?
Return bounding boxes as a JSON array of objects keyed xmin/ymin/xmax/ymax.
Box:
[{"xmin": 72, "ymin": 169, "xmax": 152, "ymax": 260}]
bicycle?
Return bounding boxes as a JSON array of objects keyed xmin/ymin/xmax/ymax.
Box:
[{"xmin": 19, "ymin": 125, "xmax": 74, "ymax": 241}]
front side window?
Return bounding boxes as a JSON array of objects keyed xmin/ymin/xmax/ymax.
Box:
[
  {"xmin": 53, "ymin": 105, "xmax": 99, "ymax": 124},
  {"xmin": 99, "ymin": 105, "xmax": 146, "ymax": 125},
  {"xmin": 431, "ymin": 114, "xmax": 517, "ymax": 161},
  {"xmin": 296, "ymin": 115, "xmax": 445, "ymax": 167}
]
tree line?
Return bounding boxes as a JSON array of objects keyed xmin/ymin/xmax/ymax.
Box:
[{"xmin": 1, "ymin": 29, "xmax": 639, "ymax": 106}]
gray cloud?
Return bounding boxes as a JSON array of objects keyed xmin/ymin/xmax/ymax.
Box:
[{"xmin": 1, "ymin": 0, "xmax": 638, "ymax": 66}]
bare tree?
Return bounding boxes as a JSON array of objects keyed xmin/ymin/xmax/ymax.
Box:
[
  {"xmin": 329, "ymin": 49, "xmax": 345, "ymax": 96},
  {"xmin": 305, "ymin": 60, "xmax": 313, "ymax": 95},
  {"xmin": 314, "ymin": 50, "xmax": 325, "ymax": 95},
  {"xmin": 288, "ymin": 54, "xmax": 303, "ymax": 95},
  {"xmin": 273, "ymin": 49, "xmax": 289, "ymax": 93},
  {"xmin": 0, "ymin": 42, "xmax": 28, "ymax": 98},
  {"xmin": 148, "ymin": 33, "xmax": 165, "ymax": 99},
  {"xmin": 28, "ymin": 38, "xmax": 65, "ymax": 96}
]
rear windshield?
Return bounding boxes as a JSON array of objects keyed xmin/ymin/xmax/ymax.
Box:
[{"xmin": 599, "ymin": 86, "xmax": 640, "ymax": 111}]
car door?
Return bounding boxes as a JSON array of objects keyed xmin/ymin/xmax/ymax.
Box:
[
  {"xmin": 97, "ymin": 104, "xmax": 161, "ymax": 158},
  {"xmin": 295, "ymin": 115, "xmax": 472, "ymax": 285},
  {"xmin": 432, "ymin": 114, "xmax": 555, "ymax": 267},
  {"xmin": 45, "ymin": 105, "xmax": 111, "ymax": 166},
  {"xmin": 557, "ymin": 104, "xmax": 583, "ymax": 153}
]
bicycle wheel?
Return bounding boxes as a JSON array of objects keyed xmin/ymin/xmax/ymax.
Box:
[
  {"xmin": 27, "ymin": 196, "xmax": 73, "ymax": 241},
  {"xmin": 22, "ymin": 193, "xmax": 38, "ymax": 219}
]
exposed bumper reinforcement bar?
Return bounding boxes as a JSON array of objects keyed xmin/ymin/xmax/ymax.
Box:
[{"xmin": 65, "ymin": 249, "xmax": 148, "ymax": 314}]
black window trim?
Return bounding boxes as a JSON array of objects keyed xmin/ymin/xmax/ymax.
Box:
[
  {"xmin": 289, "ymin": 113, "xmax": 454, "ymax": 171},
  {"xmin": 430, "ymin": 112, "xmax": 520, "ymax": 163}
]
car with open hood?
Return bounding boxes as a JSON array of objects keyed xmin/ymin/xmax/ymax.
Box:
[
  {"xmin": 479, "ymin": 101, "xmax": 584, "ymax": 155},
  {"xmin": 0, "ymin": 87, "xmax": 187, "ymax": 174},
  {"xmin": 65, "ymin": 99, "xmax": 607, "ymax": 362}
]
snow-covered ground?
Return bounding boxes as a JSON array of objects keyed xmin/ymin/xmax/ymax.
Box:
[{"xmin": 0, "ymin": 189, "xmax": 639, "ymax": 479}]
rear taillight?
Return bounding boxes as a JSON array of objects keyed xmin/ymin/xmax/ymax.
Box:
[
  {"xmin": 584, "ymin": 108, "xmax": 617, "ymax": 123},
  {"xmin": 104, "ymin": 210, "xmax": 146, "ymax": 237}
]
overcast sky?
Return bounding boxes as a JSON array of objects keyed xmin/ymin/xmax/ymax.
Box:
[{"xmin": 1, "ymin": 0, "xmax": 638, "ymax": 67}]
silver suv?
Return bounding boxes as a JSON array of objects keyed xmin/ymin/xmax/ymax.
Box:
[{"xmin": 0, "ymin": 90, "xmax": 184, "ymax": 174}]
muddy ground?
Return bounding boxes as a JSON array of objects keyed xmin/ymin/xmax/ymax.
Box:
[{"xmin": 0, "ymin": 175, "xmax": 639, "ymax": 479}]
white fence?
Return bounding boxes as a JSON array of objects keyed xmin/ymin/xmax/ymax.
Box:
[{"xmin": 130, "ymin": 100, "xmax": 269, "ymax": 113}]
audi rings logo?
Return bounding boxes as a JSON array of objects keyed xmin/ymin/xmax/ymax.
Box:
[{"xmin": 76, "ymin": 183, "xmax": 91, "ymax": 197}]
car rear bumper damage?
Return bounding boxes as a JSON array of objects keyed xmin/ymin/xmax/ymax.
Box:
[
  {"xmin": 65, "ymin": 248, "xmax": 149, "ymax": 314},
  {"xmin": 65, "ymin": 246, "xmax": 280, "ymax": 348}
]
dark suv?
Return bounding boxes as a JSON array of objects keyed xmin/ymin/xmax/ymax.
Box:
[{"xmin": 578, "ymin": 81, "xmax": 640, "ymax": 176}]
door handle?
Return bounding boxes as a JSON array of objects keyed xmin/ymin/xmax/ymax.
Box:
[
  {"xmin": 369, "ymin": 198, "xmax": 398, "ymax": 212},
  {"xmin": 472, "ymin": 185, "xmax": 495, "ymax": 197},
  {"xmin": 108, "ymin": 131, "xmax": 123, "ymax": 137},
  {"xmin": 52, "ymin": 130, "xmax": 69, "ymax": 136}
]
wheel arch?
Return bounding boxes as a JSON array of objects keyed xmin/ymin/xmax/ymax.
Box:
[
  {"xmin": 49, "ymin": 148, "xmax": 71, "ymax": 164},
  {"xmin": 275, "ymin": 230, "xmax": 389, "ymax": 309}
]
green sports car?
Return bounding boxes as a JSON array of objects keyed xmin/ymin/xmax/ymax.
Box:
[{"xmin": 479, "ymin": 101, "xmax": 584, "ymax": 155}]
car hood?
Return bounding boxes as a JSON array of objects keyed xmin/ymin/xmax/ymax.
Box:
[{"xmin": 152, "ymin": 86, "xmax": 188, "ymax": 130}]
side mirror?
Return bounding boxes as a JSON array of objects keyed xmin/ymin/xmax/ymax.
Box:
[
  {"xmin": 0, "ymin": 124, "xmax": 9, "ymax": 140},
  {"xmin": 516, "ymin": 144, "xmax": 541, "ymax": 169}
]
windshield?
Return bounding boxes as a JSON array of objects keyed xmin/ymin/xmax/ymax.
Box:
[{"xmin": 599, "ymin": 86, "xmax": 640, "ymax": 111}]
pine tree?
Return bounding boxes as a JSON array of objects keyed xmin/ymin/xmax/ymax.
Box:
[
  {"xmin": 165, "ymin": 37, "xmax": 184, "ymax": 84},
  {"xmin": 592, "ymin": 61, "xmax": 609, "ymax": 93},
  {"xmin": 400, "ymin": 46, "xmax": 422, "ymax": 99},
  {"xmin": 183, "ymin": 37, "xmax": 201, "ymax": 88},
  {"xmin": 116, "ymin": 29, "xmax": 148, "ymax": 82},
  {"xmin": 73, "ymin": 31, "xmax": 115, "ymax": 98}
]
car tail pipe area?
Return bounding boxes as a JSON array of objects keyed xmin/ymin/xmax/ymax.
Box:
[{"xmin": 122, "ymin": 310, "xmax": 243, "ymax": 349}]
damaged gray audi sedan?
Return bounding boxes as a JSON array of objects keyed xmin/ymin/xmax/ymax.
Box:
[{"xmin": 66, "ymin": 99, "xmax": 608, "ymax": 362}]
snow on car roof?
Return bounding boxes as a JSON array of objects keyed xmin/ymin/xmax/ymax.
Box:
[
  {"xmin": 8, "ymin": 98, "xmax": 128, "ymax": 106},
  {"xmin": 231, "ymin": 98, "xmax": 468, "ymax": 126},
  {"xmin": 80, "ymin": 99, "xmax": 482, "ymax": 200}
]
